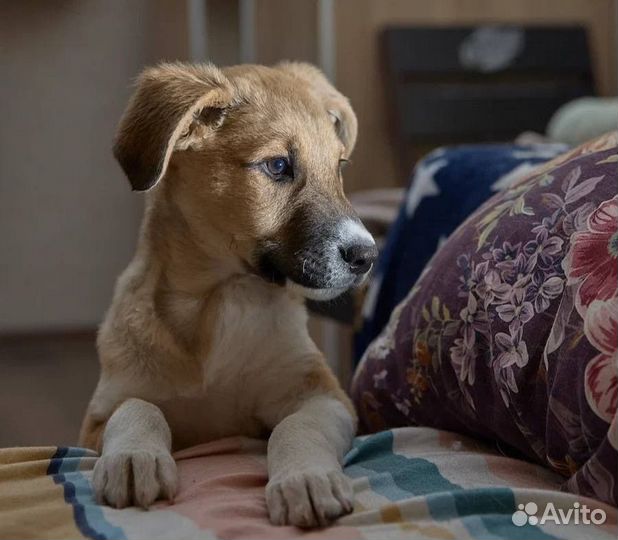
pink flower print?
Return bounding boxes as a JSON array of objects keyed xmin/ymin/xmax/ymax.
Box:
[
  {"xmin": 584, "ymin": 298, "xmax": 618, "ymax": 423},
  {"xmin": 566, "ymin": 196, "xmax": 618, "ymax": 317}
]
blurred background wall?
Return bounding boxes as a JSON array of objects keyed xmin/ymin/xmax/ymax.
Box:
[{"xmin": 1, "ymin": 0, "xmax": 188, "ymax": 332}]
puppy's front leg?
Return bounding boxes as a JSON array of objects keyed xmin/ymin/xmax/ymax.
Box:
[
  {"xmin": 92, "ymin": 398, "xmax": 178, "ymax": 508},
  {"xmin": 266, "ymin": 395, "xmax": 356, "ymax": 528}
]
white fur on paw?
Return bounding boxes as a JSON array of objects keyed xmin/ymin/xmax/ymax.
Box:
[
  {"xmin": 92, "ymin": 450, "xmax": 178, "ymax": 508},
  {"xmin": 265, "ymin": 469, "xmax": 353, "ymax": 528}
]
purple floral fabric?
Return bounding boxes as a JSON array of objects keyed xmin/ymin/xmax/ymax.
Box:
[{"xmin": 352, "ymin": 133, "xmax": 618, "ymax": 506}]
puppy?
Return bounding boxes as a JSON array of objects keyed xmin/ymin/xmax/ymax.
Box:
[{"xmin": 79, "ymin": 62, "xmax": 377, "ymax": 528}]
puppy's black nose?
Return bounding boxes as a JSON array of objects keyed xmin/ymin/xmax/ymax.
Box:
[{"xmin": 339, "ymin": 244, "xmax": 378, "ymax": 275}]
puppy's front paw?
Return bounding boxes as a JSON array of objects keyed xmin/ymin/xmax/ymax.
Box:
[
  {"xmin": 265, "ymin": 469, "xmax": 353, "ymax": 528},
  {"xmin": 92, "ymin": 450, "xmax": 178, "ymax": 508}
]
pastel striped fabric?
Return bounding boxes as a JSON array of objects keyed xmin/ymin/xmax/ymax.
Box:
[{"xmin": 1, "ymin": 427, "xmax": 616, "ymax": 539}]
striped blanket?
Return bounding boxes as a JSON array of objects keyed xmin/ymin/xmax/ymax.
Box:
[{"xmin": 1, "ymin": 427, "xmax": 616, "ymax": 539}]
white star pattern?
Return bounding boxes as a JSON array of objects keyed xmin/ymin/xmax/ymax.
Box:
[
  {"xmin": 405, "ymin": 159, "xmax": 447, "ymax": 217},
  {"xmin": 490, "ymin": 162, "xmax": 539, "ymax": 192}
]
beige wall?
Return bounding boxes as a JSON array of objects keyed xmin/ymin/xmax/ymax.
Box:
[
  {"xmin": 208, "ymin": 0, "xmax": 240, "ymax": 65},
  {"xmin": 0, "ymin": 1, "xmax": 189, "ymax": 332},
  {"xmin": 333, "ymin": 0, "xmax": 618, "ymax": 190},
  {"xmin": 254, "ymin": 0, "xmax": 318, "ymax": 64}
]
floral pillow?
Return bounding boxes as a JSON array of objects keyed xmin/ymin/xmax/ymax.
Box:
[{"xmin": 351, "ymin": 132, "xmax": 618, "ymax": 506}]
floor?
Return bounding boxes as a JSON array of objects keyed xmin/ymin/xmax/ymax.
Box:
[{"xmin": 0, "ymin": 334, "xmax": 100, "ymax": 448}]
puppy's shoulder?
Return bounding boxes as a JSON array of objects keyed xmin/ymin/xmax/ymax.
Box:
[{"xmin": 97, "ymin": 253, "xmax": 195, "ymax": 381}]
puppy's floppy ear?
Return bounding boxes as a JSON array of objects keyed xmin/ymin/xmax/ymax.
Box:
[
  {"xmin": 113, "ymin": 62, "xmax": 235, "ymax": 191},
  {"xmin": 276, "ymin": 62, "xmax": 358, "ymax": 155}
]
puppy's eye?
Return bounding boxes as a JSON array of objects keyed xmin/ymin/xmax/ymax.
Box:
[{"xmin": 263, "ymin": 157, "xmax": 293, "ymax": 180}]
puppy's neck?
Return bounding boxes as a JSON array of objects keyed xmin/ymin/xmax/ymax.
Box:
[{"xmin": 138, "ymin": 190, "xmax": 294, "ymax": 351}]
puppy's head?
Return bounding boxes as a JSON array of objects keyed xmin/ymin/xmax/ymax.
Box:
[{"xmin": 114, "ymin": 62, "xmax": 377, "ymax": 301}]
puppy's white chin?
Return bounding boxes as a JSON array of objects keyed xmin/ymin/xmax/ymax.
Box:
[{"xmin": 286, "ymin": 280, "xmax": 349, "ymax": 301}]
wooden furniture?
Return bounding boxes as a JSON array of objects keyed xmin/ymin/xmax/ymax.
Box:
[
  {"xmin": 332, "ymin": 0, "xmax": 617, "ymax": 191},
  {"xmin": 381, "ymin": 25, "xmax": 595, "ymax": 176}
]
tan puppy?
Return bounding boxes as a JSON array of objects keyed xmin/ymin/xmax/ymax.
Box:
[{"xmin": 80, "ymin": 62, "xmax": 377, "ymax": 528}]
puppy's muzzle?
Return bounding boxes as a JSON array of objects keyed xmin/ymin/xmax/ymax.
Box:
[
  {"xmin": 256, "ymin": 216, "xmax": 378, "ymax": 301},
  {"xmin": 339, "ymin": 243, "xmax": 378, "ymax": 275}
]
